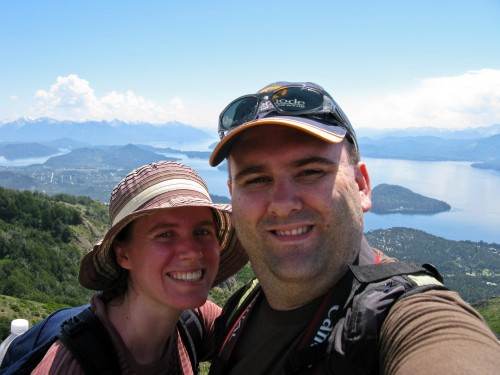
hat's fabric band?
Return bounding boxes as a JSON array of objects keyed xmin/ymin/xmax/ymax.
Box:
[{"xmin": 112, "ymin": 178, "xmax": 211, "ymax": 225}]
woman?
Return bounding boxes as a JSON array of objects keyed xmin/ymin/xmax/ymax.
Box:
[{"xmin": 32, "ymin": 161, "xmax": 247, "ymax": 374}]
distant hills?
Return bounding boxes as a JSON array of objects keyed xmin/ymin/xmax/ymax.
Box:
[
  {"xmin": 0, "ymin": 144, "xmax": 201, "ymax": 201},
  {"xmin": 357, "ymin": 123, "xmax": 500, "ymax": 140},
  {"xmin": 360, "ymin": 134, "xmax": 500, "ymax": 167},
  {"xmin": 0, "ymin": 142, "xmax": 59, "ymax": 160},
  {"xmin": 0, "ymin": 118, "xmax": 499, "ymax": 202},
  {"xmin": 0, "ymin": 117, "xmax": 216, "ymax": 146},
  {"xmin": 0, "ymin": 142, "xmax": 452, "ymax": 209},
  {"xmin": 44, "ymin": 144, "xmax": 180, "ymax": 170},
  {"xmin": 357, "ymin": 124, "xmax": 500, "ymax": 171},
  {"xmin": 1, "ymin": 118, "xmax": 499, "ymax": 171}
]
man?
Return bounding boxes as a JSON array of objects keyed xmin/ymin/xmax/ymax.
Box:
[{"xmin": 208, "ymin": 82, "xmax": 500, "ymax": 374}]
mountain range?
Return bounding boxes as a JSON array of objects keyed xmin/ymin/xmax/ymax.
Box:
[
  {"xmin": 357, "ymin": 123, "xmax": 500, "ymax": 140},
  {"xmin": 1, "ymin": 118, "xmax": 499, "ymax": 172},
  {"xmin": 0, "ymin": 117, "xmax": 216, "ymax": 146}
]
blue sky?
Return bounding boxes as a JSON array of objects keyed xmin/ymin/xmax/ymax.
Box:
[{"xmin": 1, "ymin": 0, "xmax": 499, "ymax": 133}]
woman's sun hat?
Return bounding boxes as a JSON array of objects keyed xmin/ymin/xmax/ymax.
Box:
[{"xmin": 79, "ymin": 161, "xmax": 248, "ymax": 290}]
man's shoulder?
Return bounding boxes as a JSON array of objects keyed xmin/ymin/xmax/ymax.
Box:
[
  {"xmin": 380, "ymin": 289, "xmax": 500, "ymax": 373},
  {"xmin": 389, "ymin": 288, "xmax": 482, "ymax": 318}
]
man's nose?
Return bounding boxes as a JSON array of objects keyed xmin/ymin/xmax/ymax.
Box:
[{"xmin": 267, "ymin": 178, "xmax": 302, "ymax": 217}]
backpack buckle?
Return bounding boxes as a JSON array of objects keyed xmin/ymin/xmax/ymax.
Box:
[{"xmin": 60, "ymin": 316, "xmax": 85, "ymax": 336}]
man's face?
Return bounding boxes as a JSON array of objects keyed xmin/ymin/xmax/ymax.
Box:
[{"xmin": 227, "ymin": 125, "xmax": 371, "ymax": 296}]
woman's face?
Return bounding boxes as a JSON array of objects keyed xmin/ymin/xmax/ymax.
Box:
[{"xmin": 114, "ymin": 206, "xmax": 220, "ymax": 311}]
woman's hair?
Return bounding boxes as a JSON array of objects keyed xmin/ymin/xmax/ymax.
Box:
[{"xmin": 100, "ymin": 221, "xmax": 133, "ymax": 303}]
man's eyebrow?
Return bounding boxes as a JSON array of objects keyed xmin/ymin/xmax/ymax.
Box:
[
  {"xmin": 233, "ymin": 165, "xmax": 266, "ymax": 181},
  {"xmin": 233, "ymin": 157, "xmax": 337, "ymax": 181},
  {"xmin": 293, "ymin": 157, "xmax": 338, "ymax": 168}
]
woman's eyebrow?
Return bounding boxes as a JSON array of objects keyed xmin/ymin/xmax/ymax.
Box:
[
  {"xmin": 148, "ymin": 222, "xmax": 177, "ymax": 232},
  {"xmin": 149, "ymin": 219, "xmax": 215, "ymax": 232}
]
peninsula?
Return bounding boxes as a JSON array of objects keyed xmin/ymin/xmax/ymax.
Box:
[{"xmin": 371, "ymin": 184, "xmax": 451, "ymax": 215}]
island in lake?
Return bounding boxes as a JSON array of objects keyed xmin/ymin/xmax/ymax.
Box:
[{"xmin": 371, "ymin": 184, "xmax": 451, "ymax": 215}]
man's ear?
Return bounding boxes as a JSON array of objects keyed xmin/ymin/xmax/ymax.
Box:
[{"xmin": 356, "ymin": 162, "xmax": 372, "ymax": 212}]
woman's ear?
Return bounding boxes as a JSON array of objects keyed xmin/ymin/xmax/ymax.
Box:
[
  {"xmin": 355, "ymin": 162, "xmax": 372, "ymax": 213},
  {"xmin": 114, "ymin": 241, "xmax": 132, "ymax": 270}
]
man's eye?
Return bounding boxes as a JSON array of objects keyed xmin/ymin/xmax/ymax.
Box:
[
  {"xmin": 246, "ymin": 176, "xmax": 270, "ymax": 185},
  {"xmin": 299, "ymin": 169, "xmax": 324, "ymax": 177}
]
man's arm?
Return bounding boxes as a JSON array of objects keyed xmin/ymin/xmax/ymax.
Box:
[{"xmin": 380, "ymin": 289, "xmax": 500, "ymax": 375}]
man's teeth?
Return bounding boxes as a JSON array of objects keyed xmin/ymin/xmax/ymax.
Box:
[
  {"xmin": 275, "ymin": 226, "xmax": 310, "ymax": 236},
  {"xmin": 169, "ymin": 271, "xmax": 202, "ymax": 281}
]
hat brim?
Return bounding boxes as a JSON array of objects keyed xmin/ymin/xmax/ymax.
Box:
[
  {"xmin": 210, "ymin": 116, "xmax": 347, "ymax": 166},
  {"xmin": 79, "ymin": 201, "xmax": 248, "ymax": 290}
]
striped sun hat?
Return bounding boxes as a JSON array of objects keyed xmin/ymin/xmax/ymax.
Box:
[{"xmin": 79, "ymin": 161, "xmax": 248, "ymax": 290}]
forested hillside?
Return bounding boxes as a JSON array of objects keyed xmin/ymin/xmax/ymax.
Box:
[
  {"xmin": 0, "ymin": 187, "xmax": 107, "ymax": 306},
  {"xmin": 366, "ymin": 228, "xmax": 500, "ymax": 303}
]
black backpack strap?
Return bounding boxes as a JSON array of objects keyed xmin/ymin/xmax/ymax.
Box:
[
  {"xmin": 288, "ymin": 262, "xmax": 447, "ymax": 374},
  {"xmin": 57, "ymin": 307, "xmax": 121, "ymax": 375},
  {"xmin": 323, "ymin": 262, "xmax": 447, "ymax": 374},
  {"xmin": 349, "ymin": 262, "xmax": 431, "ymax": 283},
  {"xmin": 209, "ymin": 279, "xmax": 262, "ymax": 375},
  {"xmin": 177, "ymin": 309, "xmax": 204, "ymax": 374}
]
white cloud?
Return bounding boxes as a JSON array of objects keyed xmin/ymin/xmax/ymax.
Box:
[
  {"xmin": 31, "ymin": 74, "xmax": 191, "ymax": 125},
  {"xmin": 29, "ymin": 70, "xmax": 500, "ymax": 130},
  {"xmin": 347, "ymin": 69, "xmax": 500, "ymax": 129}
]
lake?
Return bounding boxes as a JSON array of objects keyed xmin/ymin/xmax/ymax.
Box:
[
  {"xmin": 2, "ymin": 153, "xmax": 499, "ymax": 244},
  {"xmin": 175, "ymin": 156, "xmax": 500, "ymax": 244}
]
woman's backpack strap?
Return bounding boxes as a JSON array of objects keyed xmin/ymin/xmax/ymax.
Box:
[
  {"xmin": 178, "ymin": 309, "xmax": 204, "ymax": 374},
  {"xmin": 57, "ymin": 307, "xmax": 120, "ymax": 375}
]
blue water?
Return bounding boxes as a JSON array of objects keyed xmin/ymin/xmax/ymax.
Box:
[{"xmin": 177, "ymin": 156, "xmax": 500, "ymax": 244}]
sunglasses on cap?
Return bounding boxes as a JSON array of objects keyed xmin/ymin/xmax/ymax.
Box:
[{"xmin": 218, "ymin": 83, "xmax": 355, "ymax": 142}]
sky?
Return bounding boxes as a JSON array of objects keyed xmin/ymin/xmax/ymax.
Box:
[{"xmin": 1, "ymin": 0, "xmax": 499, "ymax": 133}]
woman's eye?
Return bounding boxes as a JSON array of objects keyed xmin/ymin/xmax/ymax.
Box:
[
  {"xmin": 195, "ymin": 228, "xmax": 215, "ymax": 236},
  {"xmin": 158, "ymin": 231, "xmax": 175, "ymax": 238}
]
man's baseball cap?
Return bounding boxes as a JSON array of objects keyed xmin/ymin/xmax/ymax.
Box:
[{"xmin": 210, "ymin": 81, "xmax": 358, "ymax": 166}]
